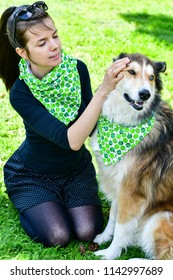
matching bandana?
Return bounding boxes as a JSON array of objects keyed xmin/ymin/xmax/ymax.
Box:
[
  {"xmin": 19, "ymin": 50, "xmax": 81, "ymax": 125},
  {"xmin": 97, "ymin": 114, "xmax": 155, "ymax": 166}
]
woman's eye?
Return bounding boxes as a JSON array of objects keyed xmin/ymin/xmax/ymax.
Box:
[
  {"xmin": 149, "ymin": 75, "xmax": 154, "ymax": 81},
  {"xmin": 128, "ymin": 70, "xmax": 136, "ymax": 75},
  {"xmin": 39, "ymin": 42, "xmax": 46, "ymax": 47}
]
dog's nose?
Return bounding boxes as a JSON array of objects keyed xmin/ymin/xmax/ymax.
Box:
[{"xmin": 139, "ymin": 89, "xmax": 151, "ymax": 101}]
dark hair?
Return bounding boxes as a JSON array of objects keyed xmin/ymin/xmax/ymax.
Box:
[{"xmin": 0, "ymin": 6, "xmax": 51, "ymax": 91}]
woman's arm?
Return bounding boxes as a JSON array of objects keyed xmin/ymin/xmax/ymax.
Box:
[{"xmin": 68, "ymin": 57, "xmax": 130, "ymax": 150}]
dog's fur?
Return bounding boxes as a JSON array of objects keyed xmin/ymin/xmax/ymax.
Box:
[{"xmin": 91, "ymin": 53, "xmax": 173, "ymax": 260}]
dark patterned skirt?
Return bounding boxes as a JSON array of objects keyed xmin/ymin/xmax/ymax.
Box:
[{"xmin": 4, "ymin": 149, "xmax": 101, "ymax": 213}]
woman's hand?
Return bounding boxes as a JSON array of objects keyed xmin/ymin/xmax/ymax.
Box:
[{"xmin": 98, "ymin": 57, "xmax": 130, "ymax": 97}]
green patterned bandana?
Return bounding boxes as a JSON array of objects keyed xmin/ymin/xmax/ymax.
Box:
[
  {"xmin": 19, "ymin": 51, "xmax": 81, "ymax": 125},
  {"xmin": 97, "ymin": 114, "xmax": 155, "ymax": 165}
]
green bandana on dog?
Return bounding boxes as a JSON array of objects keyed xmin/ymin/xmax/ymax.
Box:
[
  {"xmin": 97, "ymin": 114, "xmax": 155, "ymax": 165},
  {"xmin": 19, "ymin": 51, "xmax": 81, "ymax": 125}
]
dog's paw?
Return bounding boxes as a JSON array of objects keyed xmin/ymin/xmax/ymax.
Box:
[
  {"xmin": 93, "ymin": 234, "xmax": 105, "ymax": 245},
  {"xmin": 93, "ymin": 233, "xmax": 112, "ymax": 245},
  {"xmin": 94, "ymin": 248, "xmax": 117, "ymax": 260}
]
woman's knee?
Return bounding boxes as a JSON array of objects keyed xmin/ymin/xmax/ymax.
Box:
[
  {"xmin": 20, "ymin": 212, "xmax": 71, "ymax": 247},
  {"xmin": 44, "ymin": 227, "xmax": 71, "ymax": 247},
  {"xmin": 20, "ymin": 201, "xmax": 72, "ymax": 247},
  {"xmin": 75, "ymin": 223, "xmax": 100, "ymax": 242},
  {"xmin": 69, "ymin": 205, "xmax": 104, "ymax": 241}
]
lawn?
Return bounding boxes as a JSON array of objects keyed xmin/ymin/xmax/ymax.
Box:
[{"xmin": 1, "ymin": 0, "xmax": 173, "ymax": 260}]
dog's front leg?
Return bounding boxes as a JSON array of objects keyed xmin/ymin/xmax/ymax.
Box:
[
  {"xmin": 94, "ymin": 200, "xmax": 116, "ymax": 244},
  {"xmin": 94, "ymin": 217, "xmax": 137, "ymax": 260}
]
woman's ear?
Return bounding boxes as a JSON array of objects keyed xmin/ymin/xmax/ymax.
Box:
[{"xmin": 15, "ymin": 47, "xmax": 28, "ymax": 59}]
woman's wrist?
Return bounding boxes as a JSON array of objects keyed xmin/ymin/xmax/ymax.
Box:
[{"xmin": 95, "ymin": 84, "xmax": 111, "ymax": 99}]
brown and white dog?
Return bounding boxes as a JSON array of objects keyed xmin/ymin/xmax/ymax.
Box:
[{"xmin": 91, "ymin": 53, "xmax": 173, "ymax": 260}]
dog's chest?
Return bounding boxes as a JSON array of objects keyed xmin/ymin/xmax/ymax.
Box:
[{"xmin": 91, "ymin": 131, "xmax": 134, "ymax": 199}]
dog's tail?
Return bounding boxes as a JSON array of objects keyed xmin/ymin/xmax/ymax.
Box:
[
  {"xmin": 141, "ymin": 211, "xmax": 173, "ymax": 260},
  {"xmin": 157, "ymin": 246, "xmax": 173, "ymax": 260},
  {"xmin": 154, "ymin": 213, "xmax": 173, "ymax": 260}
]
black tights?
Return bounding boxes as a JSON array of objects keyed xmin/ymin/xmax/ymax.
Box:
[{"xmin": 20, "ymin": 201, "xmax": 103, "ymax": 247}]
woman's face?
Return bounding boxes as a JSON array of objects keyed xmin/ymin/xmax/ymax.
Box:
[{"xmin": 20, "ymin": 18, "xmax": 62, "ymax": 79}]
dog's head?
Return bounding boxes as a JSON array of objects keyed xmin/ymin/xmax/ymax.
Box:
[{"xmin": 112, "ymin": 53, "xmax": 166, "ymax": 114}]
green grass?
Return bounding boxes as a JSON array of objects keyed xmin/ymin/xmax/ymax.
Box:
[{"xmin": 1, "ymin": 0, "xmax": 173, "ymax": 260}]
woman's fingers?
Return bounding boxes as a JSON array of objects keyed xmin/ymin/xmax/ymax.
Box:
[
  {"xmin": 110, "ymin": 57, "xmax": 130, "ymax": 75},
  {"xmin": 99, "ymin": 57, "xmax": 130, "ymax": 97}
]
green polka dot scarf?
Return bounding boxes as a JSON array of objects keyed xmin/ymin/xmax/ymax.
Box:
[
  {"xmin": 97, "ymin": 114, "xmax": 155, "ymax": 166},
  {"xmin": 19, "ymin": 51, "xmax": 81, "ymax": 125}
]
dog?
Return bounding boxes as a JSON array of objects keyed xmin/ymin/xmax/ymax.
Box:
[{"xmin": 90, "ymin": 53, "xmax": 173, "ymax": 260}]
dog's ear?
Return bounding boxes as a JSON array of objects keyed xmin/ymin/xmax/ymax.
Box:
[
  {"xmin": 113, "ymin": 52, "xmax": 128, "ymax": 62},
  {"xmin": 154, "ymin": 61, "xmax": 167, "ymax": 73}
]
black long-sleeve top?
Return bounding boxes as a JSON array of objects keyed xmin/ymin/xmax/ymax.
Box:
[{"xmin": 9, "ymin": 60, "xmax": 93, "ymax": 174}]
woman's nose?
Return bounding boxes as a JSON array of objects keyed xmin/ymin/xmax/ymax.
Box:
[{"xmin": 49, "ymin": 39, "xmax": 58, "ymax": 50}]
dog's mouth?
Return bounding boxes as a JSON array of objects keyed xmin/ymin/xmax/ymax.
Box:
[{"xmin": 124, "ymin": 93, "xmax": 144, "ymax": 111}]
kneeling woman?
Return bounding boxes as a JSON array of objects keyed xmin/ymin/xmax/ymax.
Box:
[{"xmin": 0, "ymin": 1, "xmax": 130, "ymax": 247}]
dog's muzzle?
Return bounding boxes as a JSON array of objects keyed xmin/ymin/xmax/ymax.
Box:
[{"xmin": 124, "ymin": 90, "xmax": 150, "ymax": 111}]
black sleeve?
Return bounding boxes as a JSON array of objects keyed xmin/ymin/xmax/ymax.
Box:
[
  {"xmin": 77, "ymin": 59, "xmax": 93, "ymax": 107},
  {"xmin": 10, "ymin": 79, "xmax": 71, "ymax": 150},
  {"xmin": 77, "ymin": 59, "xmax": 97, "ymax": 135}
]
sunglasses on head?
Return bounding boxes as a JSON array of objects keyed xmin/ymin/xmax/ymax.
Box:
[{"xmin": 12, "ymin": 1, "xmax": 48, "ymax": 46}]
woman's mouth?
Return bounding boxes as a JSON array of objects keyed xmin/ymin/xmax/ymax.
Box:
[{"xmin": 49, "ymin": 53, "xmax": 60, "ymax": 60}]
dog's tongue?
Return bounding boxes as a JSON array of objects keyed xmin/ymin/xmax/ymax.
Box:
[
  {"xmin": 137, "ymin": 101, "xmax": 144, "ymax": 106},
  {"xmin": 124, "ymin": 94, "xmax": 144, "ymax": 111},
  {"xmin": 132, "ymin": 100, "xmax": 143, "ymax": 111}
]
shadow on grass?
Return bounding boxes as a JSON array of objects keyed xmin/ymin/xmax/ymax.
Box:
[{"xmin": 120, "ymin": 13, "xmax": 173, "ymax": 47}]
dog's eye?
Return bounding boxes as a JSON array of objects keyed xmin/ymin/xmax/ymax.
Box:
[
  {"xmin": 128, "ymin": 70, "xmax": 136, "ymax": 75},
  {"xmin": 149, "ymin": 75, "xmax": 154, "ymax": 81}
]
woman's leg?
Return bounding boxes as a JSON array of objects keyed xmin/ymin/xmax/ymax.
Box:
[
  {"xmin": 20, "ymin": 201, "xmax": 71, "ymax": 247},
  {"xmin": 68, "ymin": 205, "xmax": 103, "ymax": 241}
]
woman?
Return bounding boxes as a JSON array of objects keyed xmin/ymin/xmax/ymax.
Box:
[{"xmin": 0, "ymin": 1, "xmax": 130, "ymax": 247}]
